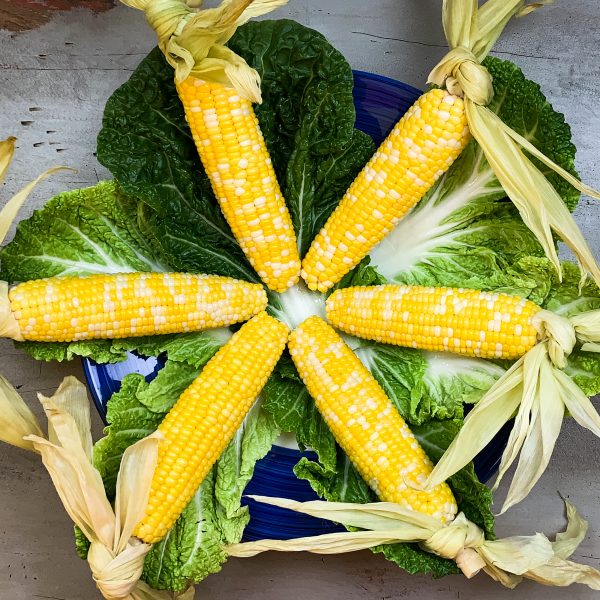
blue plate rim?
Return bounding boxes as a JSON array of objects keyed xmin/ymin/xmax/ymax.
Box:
[{"xmin": 352, "ymin": 68, "xmax": 423, "ymax": 97}]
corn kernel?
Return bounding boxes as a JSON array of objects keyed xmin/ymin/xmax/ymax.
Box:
[
  {"xmin": 326, "ymin": 285, "xmax": 540, "ymax": 360},
  {"xmin": 177, "ymin": 77, "xmax": 300, "ymax": 292},
  {"xmin": 302, "ymin": 89, "xmax": 470, "ymax": 292}
]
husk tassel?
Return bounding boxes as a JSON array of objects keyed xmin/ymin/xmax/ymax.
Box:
[{"xmin": 228, "ymin": 496, "xmax": 600, "ymax": 590}]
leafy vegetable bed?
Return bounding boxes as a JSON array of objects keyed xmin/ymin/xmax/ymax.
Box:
[{"xmin": 2, "ymin": 16, "xmax": 600, "ymax": 595}]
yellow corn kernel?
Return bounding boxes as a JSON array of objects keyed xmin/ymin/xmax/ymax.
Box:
[
  {"xmin": 8, "ymin": 272, "xmax": 267, "ymax": 342},
  {"xmin": 288, "ymin": 316, "xmax": 457, "ymax": 522},
  {"xmin": 135, "ymin": 311, "xmax": 289, "ymax": 543},
  {"xmin": 326, "ymin": 284, "xmax": 540, "ymax": 360},
  {"xmin": 177, "ymin": 77, "xmax": 301, "ymax": 293},
  {"xmin": 301, "ymin": 89, "xmax": 469, "ymax": 292}
]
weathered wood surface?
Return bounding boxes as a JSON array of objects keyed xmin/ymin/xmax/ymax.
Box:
[{"xmin": 0, "ymin": 1, "xmax": 599, "ymax": 598}]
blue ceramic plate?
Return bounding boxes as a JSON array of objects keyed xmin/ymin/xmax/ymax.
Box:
[{"xmin": 83, "ymin": 70, "xmax": 511, "ymax": 542}]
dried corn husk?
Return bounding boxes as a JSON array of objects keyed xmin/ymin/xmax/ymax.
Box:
[
  {"xmin": 428, "ymin": 0, "xmax": 600, "ymax": 288},
  {"xmin": 0, "ymin": 375, "xmax": 194, "ymax": 600},
  {"xmin": 119, "ymin": 0, "xmax": 288, "ymax": 102},
  {"xmin": 229, "ymin": 496, "xmax": 600, "ymax": 590},
  {"xmin": 0, "ymin": 136, "xmax": 72, "ymax": 246},
  {"xmin": 425, "ymin": 308, "xmax": 600, "ymax": 513}
]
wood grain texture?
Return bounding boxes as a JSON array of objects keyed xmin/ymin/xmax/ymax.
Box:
[
  {"xmin": 0, "ymin": 1, "xmax": 599, "ymax": 599},
  {"xmin": 0, "ymin": 0, "xmax": 114, "ymax": 32}
]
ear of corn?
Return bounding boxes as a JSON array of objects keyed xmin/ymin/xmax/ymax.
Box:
[
  {"xmin": 178, "ymin": 78, "xmax": 301, "ymax": 293},
  {"xmin": 326, "ymin": 284, "xmax": 540, "ymax": 360},
  {"xmin": 7, "ymin": 272, "xmax": 267, "ymax": 342},
  {"xmin": 288, "ymin": 315, "xmax": 457, "ymax": 522},
  {"xmin": 301, "ymin": 89, "xmax": 469, "ymax": 292},
  {"xmin": 135, "ymin": 311, "xmax": 289, "ymax": 544}
]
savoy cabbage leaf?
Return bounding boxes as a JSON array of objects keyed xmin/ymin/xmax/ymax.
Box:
[{"xmin": 368, "ymin": 57, "xmax": 577, "ymax": 299}]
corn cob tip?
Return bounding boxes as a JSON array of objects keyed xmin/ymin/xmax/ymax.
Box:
[
  {"xmin": 252, "ymin": 309, "xmax": 291, "ymax": 338},
  {"xmin": 135, "ymin": 309, "xmax": 289, "ymax": 544},
  {"xmin": 289, "ymin": 314, "xmax": 457, "ymax": 523},
  {"xmin": 7, "ymin": 272, "xmax": 268, "ymax": 343},
  {"xmin": 300, "ymin": 267, "xmax": 332, "ymax": 293},
  {"xmin": 288, "ymin": 314, "xmax": 322, "ymax": 338}
]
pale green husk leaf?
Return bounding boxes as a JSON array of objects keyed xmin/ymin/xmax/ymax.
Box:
[
  {"xmin": 426, "ymin": 307, "xmax": 600, "ymax": 513},
  {"xmin": 0, "ymin": 374, "xmax": 193, "ymax": 599},
  {"xmin": 430, "ymin": 0, "xmax": 600, "ymax": 287},
  {"xmin": 228, "ymin": 496, "xmax": 600, "ymax": 590},
  {"xmin": 119, "ymin": 0, "xmax": 288, "ymax": 101}
]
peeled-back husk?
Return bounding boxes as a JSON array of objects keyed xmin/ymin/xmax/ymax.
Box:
[
  {"xmin": 0, "ymin": 281, "xmax": 23, "ymax": 340},
  {"xmin": 425, "ymin": 308, "xmax": 600, "ymax": 513},
  {"xmin": 228, "ymin": 496, "xmax": 600, "ymax": 590},
  {"xmin": 428, "ymin": 0, "xmax": 600, "ymax": 288},
  {"xmin": 0, "ymin": 375, "xmax": 194, "ymax": 599},
  {"xmin": 0, "ymin": 373, "xmax": 44, "ymax": 451},
  {"xmin": 0, "ymin": 135, "xmax": 71, "ymax": 342},
  {"xmin": 119, "ymin": 0, "xmax": 288, "ymax": 102},
  {"xmin": 0, "ymin": 136, "xmax": 72, "ymax": 247}
]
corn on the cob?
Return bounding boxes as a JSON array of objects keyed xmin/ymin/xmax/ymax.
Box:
[
  {"xmin": 6, "ymin": 272, "xmax": 267, "ymax": 342},
  {"xmin": 301, "ymin": 89, "xmax": 469, "ymax": 292},
  {"xmin": 302, "ymin": 0, "xmax": 600, "ymax": 293},
  {"xmin": 288, "ymin": 315, "xmax": 457, "ymax": 522},
  {"xmin": 326, "ymin": 284, "xmax": 541, "ymax": 360},
  {"xmin": 178, "ymin": 78, "xmax": 301, "ymax": 292},
  {"xmin": 135, "ymin": 311, "xmax": 289, "ymax": 543},
  {"xmin": 119, "ymin": 0, "xmax": 301, "ymax": 293}
]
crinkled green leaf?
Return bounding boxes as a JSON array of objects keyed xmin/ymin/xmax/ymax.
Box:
[
  {"xmin": 485, "ymin": 57, "xmax": 579, "ymax": 212},
  {"xmin": 136, "ymin": 361, "xmax": 200, "ymax": 414},
  {"xmin": 352, "ymin": 339, "xmax": 505, "ymax": 425},
  {"xmin": 143, "ymin": 470, "xmax": 232, "ymax": 593},
  {"xmin": 564, "ymin": 352, "xmax": 600, "ymax": 398},
  {"xmin": 544, "ymin": 262, "xmax": 600, "ymax": 316},
  {"xmin": 113, "ymin": 330, "xmax": 227, "ymax": 367},
  {"xmin": 293, "ymin": 451, "xmax": 373, "ymax": 507},
  {"xmin": 0, "ymin": 180, "xmax": 166, "ymax": 282},
  {"xmin": 74, "ymin": 525, "xmax": 91, "ymax": 560},
  {"xmin": 93, "ymin": 374, "xmax": 165, "ymax": 498},
  {"xmin": 262, "ymin": 356, "xmax": 337, "ymax": 472},
  {"xmin": 229, "ymin": 20, "xmax": 375, "ymax": 256},
  {"xmin": 215, "ymin": 398, "xmax": 280, "ymax": 519},
  {"xmin": 15, "ymin": 339, "xmax": 127, "ymax": 364}
]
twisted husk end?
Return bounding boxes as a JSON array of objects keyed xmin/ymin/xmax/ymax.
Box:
[
  {"xmin": 0, "ymin": 281, "xmax": 22, "ymax": 341},
  {"xmin": 455, "ymin": 547, "xmax": 486, "ymax": 578},
  {"xmin": 228, "ymin": 496, "xmax": 600, "ymax": 591},
  {"xmin": 121, "ymin": 0, "xmax": 288, "ymax": 102}
]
